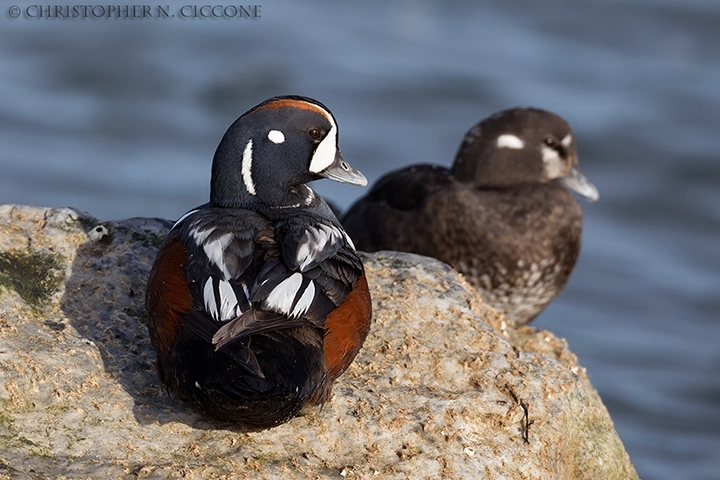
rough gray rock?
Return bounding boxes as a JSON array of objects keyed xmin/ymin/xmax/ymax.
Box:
[{"xmin": 0, "ymin": 205, "xmax": 638, "ymax": 479}]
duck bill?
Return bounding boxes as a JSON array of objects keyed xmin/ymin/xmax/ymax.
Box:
[
  {"xmin": 558, "ymin": 165, "xmax": 599, "ymax": 202},
  {"xmin": 319, "ymin": 150, "xmax": 368, "ymax": 186}
]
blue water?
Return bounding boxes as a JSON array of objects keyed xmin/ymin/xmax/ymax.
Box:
[{"xmin": 1, "ymin": 1, "xmax": 719, "ymax": 478}]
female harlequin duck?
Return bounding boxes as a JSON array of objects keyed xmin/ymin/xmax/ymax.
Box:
[
  {"xmin": 146, "ymin": 96, "xmax": 372, "ymax": 430},
  {"xmin": 341, "ymin": 107, "xmax": 598, "ymax": 327}
]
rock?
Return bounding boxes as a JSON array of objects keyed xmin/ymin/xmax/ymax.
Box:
[{"xmin": 0, "ymin": 205, "xmax": 638, "ymax": 479}]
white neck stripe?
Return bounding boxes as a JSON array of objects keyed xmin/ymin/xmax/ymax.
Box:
[{"xmin": 242, "ymin": 139, "xmax": 256, "ymax": 195}]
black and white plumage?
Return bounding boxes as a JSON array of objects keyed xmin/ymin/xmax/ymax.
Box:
[
  {"xmin": 146, "ymin": 96, "xmax": 372, "ymax": 430},
  {"xmin": 173, "ymin": 205, "xmax": 361, "ymax": 373},
  {"xmin": 342, "ymin": 107, "xmax": 598, "ymax": 327}
]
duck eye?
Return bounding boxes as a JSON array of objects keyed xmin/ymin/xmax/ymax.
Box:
[{"xmin": 308, "ymin": 128, "xmax": 323, "ymax": 141}]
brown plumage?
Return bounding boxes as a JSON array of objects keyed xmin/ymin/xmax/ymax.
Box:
[{"xmin": 342, "ymin": 107, "xmax": 598, "ymax": 326}]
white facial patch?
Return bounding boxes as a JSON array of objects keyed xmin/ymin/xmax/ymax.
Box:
[
  {"xmin": 541, "ymin": 145, "xmax": 565, "ymax": 179},
  {"xmin": 561, "ymin": 134, "xmax": 573, "ymax": 148},
  {"xmin": 309, "ymin": 123, "xmax": 338, "ymax": 174},
  {"xmin": 496, "ymin": 134, "xmax": 525, "ymax": 150},
  {"xmin": 267, "ymin": 129, "xmax": 285, "ymax": 144},
  {"xmin": 241, "ymin": 139, "xmax": 256, "ymax": 195}
]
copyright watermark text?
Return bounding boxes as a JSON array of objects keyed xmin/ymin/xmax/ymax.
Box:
[{"xmin": 6, "ymin": 4, "xmax": 261, "ymax": 19}]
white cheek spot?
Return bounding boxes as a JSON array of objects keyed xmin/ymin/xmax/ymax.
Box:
[
  {"xmin": 241, "ymin": 139, "xmax": 256, "ymax": 196},
  {"xmin": 542, "ymin": 145, "xmax": 564, "ymax": 179},
  {"xmin": 561, "ymin": 134, "xmax": 573, "ymax": 148},
  {"xmin": 267, "ymin": 129, "xmax": 285, "ymax": 144},
  {"xmin": 496, "ymin": 134, "xmax": 525, "ymax": 149},
  {"xmin": 309, "ymin": 125, "xmax": 337, "ymax": 173}
]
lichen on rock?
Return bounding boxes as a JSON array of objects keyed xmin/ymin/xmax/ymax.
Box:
[
  {"xmin": 0, "ymin": 205, "xmax": 638, "ymax": 479},
  {"xmin": 0, "ymin": 249, "xmax": 65, "ymax": 309}
]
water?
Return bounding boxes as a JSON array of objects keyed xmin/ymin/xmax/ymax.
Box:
[{"xmin": 1, "ymin": 1, "xmax": 719, "ymax": 478}]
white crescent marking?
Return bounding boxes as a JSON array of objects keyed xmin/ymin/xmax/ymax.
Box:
[
  {"xmin": 309, "ymin": 123, "xmax": 338, "ymax": 173},
  {"xmin": 242, "ymin": 139, "xmax": 256, "ymax": 195}
]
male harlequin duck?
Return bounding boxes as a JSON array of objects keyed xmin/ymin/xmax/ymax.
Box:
[
  {"xmin": 146, "ymin": 96, "xmax": 372, "ymax": 430},
  {"xmin": 342, "ymin": 107, "xmax": 598, "ymax": 327}
]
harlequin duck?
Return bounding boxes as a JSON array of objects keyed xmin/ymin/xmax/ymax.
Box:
[
  {"xmin": 146, "ymin": 96, "xmax": 372, "ymax": 430},
  {"xmin": 341, "ymin": 107, "xmax": 598, "ymax": 327}
]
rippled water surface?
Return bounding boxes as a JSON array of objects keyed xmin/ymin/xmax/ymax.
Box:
[{"xmin": 1, "ymin": 1, "xmax": 719, "ymax": 478}]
